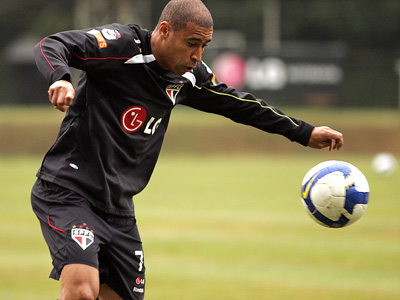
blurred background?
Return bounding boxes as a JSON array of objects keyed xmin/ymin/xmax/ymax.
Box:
[
  {"xmin": 1, "ymin": 0, "xmax": 400, "ymax": 108},
  {"xmin": 1, "ymin": 1, "xmax": 400, "ymax": 299}
]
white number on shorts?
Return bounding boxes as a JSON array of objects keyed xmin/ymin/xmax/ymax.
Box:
[{"xmin": 135, "ymin": 250, "xmax": 144, "ymax": 272}]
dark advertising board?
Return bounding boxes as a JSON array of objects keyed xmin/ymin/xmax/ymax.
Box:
[{"xmin": 206, "ymin": 42, "xmax": 347, "ymax": 106}]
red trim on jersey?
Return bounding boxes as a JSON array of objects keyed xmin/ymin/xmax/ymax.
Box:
[
  {"xmin": 48, "ymin": 216, "xmax": 67, "ymax": 233},
  {"xmin": 40, "ymin": 38, "xmax": 56, "ymax": 71},
  {"xmin": 72, "ymin": 53, "xmax": 132, "ymax": 61}
]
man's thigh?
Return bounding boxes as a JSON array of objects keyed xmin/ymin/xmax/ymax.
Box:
[
  {"xmin": 98, "ymin": 214, "xmax": 146, "ymax": 300},
  {"xmin": 32, "ymin": 189, "xmax": 112, "ymax": 276}
]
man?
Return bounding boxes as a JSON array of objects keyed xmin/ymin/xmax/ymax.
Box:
[{"xmin": 31, "ymin": 0, "xmax": 343, "ymax": 299}]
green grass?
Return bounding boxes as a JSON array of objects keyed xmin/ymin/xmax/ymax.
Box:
[
  {"xmin": 0, "ymin": 155, "xmax": 60, "ymax": 300},
  {"xmin": 1, "ymin": 152, "xmax": 399, "ymax": 300},
  {"xmin": 1, "ymin": 106, "xmax": 399, "ymax": 299},
  {"xmin": 1, "ymin": 105, "xmax": 400, "ymax": 154}
]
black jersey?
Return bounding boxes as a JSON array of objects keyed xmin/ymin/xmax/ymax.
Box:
[{"xmin": 33, "ymin": 23, "xmax": 314, "ymax": 216}]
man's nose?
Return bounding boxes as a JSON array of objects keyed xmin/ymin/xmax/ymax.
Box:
[{"xmin": 191, "ymin": 47, "xmax": 203, "ymax": 62}]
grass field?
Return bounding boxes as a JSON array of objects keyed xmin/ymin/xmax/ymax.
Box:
[{"xmin": 0, "ymin": 107, "xmax": 400, "ymax": 299}]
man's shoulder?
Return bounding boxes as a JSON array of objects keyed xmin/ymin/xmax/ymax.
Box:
[
  {"xmin": 192, "ymin": 61, "xmax": 215, "ymax": 87},
  {"xmin": 88, "ymin": 23, "xmax": 149, "ymax": 41},
  {"xmin": 85, "ymin": 23, "xmax": 151, "ymax": 55},
  {"xmin": 126, "ymin": 24, "xmax": 151, "ymax": 40}
]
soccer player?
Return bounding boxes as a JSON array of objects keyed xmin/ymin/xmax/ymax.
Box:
[{"xmin": 31, "ymin": 0, "xmax": 343, "ymax": 299}]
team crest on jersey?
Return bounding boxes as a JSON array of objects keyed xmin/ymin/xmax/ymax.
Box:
[
  {"xmin": 87, "ymin": 29, "xmax": 108, "ymax": 49},
  {"xmin": 166, "ymin": 84, "xmax": 184, "ymax": 104},
  {"xmin": 101, "ymin": 29, "xmax": 121, "ymax": 40},
  {"xmin": 71, "ymin": 223, "xmax": 94, "ymax": 250}
]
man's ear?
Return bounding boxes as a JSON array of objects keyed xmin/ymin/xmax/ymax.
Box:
[{"xmin": 158, "ymin": 21, "xmax": 172, "ymax": 38}]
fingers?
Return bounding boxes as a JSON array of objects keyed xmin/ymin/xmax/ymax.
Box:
[
  {"xmin": 48, "ymin": 80, "xmax": 75, "ymax": 112},
  {"xmin": 331, "ymin": 129, "xmax": 344, "ymax": 151},
  {"xmin": 329, "ymin": 139, "xmax": 334, "ymax": 151},
  {"xmin": 328, "ymin": 138, "xmax": 342, "ymax": 151},
  {"xmin": 332, "ymin": 135, "xmax": 344, "ymax": 151},
  {"xmin": 319, "ymin": 126, "xmax": 343, "ymax": 151},
  {"xmin": 309, "ymin": 126, "xmax": 344, "ymax": 151}
]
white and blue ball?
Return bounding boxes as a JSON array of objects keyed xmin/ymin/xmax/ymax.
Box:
[{"xmin": 301, "ymin": 161, "xmax": 369, "ymax": 228}]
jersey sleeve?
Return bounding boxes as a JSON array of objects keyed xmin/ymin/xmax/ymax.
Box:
[
  {"xmin": 33, "ymin": 24, "xmax": 138, "ymax": 85},
  {"xmin": 182, "ymin": 62, "xmax": 314, "ymax": 147}
]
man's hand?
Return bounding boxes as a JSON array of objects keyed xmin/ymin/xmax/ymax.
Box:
[
  {"xmin": 308, "ymin": 126, "xmax": 344, "ymax": 151},
  {"xmin": 48, "ymin": 80, "xmax": 75, "ymax": 112}
]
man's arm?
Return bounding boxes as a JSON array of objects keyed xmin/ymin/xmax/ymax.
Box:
[
  {"xmin": 33, "ymin": 24, "xmax": 137, "ymax": 112},
  {"xmin": 34, "ymin": 32, "xmax": 81, "ymax": 112},
  {"xmin": 184, "ymin": 73, "xmax": 313, "ymax": 146},
  {"xmin": 185, "ymin": 62, "xmax": 343, "ymax": 151}
]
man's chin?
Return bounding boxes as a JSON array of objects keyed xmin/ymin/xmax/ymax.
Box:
[
  {"xmin": 171, "ymin": 66, "xmax": 194, "ymax": 76},
  {"xmin": 173, "ymin": 70, "xmax": 187, "ymax": 76}
]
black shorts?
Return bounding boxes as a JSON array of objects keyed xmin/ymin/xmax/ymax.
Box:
[{"xmin": 31, "ymin": 179, "xmax": 145, "ymax": 300}]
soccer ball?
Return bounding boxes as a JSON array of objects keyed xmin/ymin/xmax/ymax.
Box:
[{"xmin": 301, "ymin": 161, "xmax": 369, "ymax": 228}]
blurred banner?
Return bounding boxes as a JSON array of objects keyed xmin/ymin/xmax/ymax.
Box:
[
  {"xmin": 206, "ymin": 41, "xmax": 347, "ymax": 106},
  {"xmin": 1, "ymin": 0, "xmax": 400, "ymax": 108}
]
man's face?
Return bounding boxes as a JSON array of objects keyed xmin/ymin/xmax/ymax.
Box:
[{"xmin": 157, "ymin": 21, "xmax": 213, "ymax": 76}]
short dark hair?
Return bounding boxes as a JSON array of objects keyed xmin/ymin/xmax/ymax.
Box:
[{"xmin": 157, "ymin": 0, "xmax": 213, "ymax": 31}]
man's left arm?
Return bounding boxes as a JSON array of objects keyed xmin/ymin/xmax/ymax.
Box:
[{"xmin": 183, "ymin": 62, "xmax": 343, "ymax": 150}]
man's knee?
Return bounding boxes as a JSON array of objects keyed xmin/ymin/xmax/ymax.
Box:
[
  {"xmin": 62, "ymin": 284, "xmax": 97, "ymax": 300},
  {"xmin": 59, "ymin": 264, "xmax": 100, "ymax": 300}
]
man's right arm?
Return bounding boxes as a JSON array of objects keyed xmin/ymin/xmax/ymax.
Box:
[
  {"xmin": 34, "ymin": 33, "xmax": 78, "ymax": 111},
  {"xmin": 33, "ymin": 35, "xmax": 75, "ymax": 86},
  {"xmin": 34, "ymin": 36, "xmax": 77, "ymax": 111},
  {"xmin": 33, "ymin": 25, "xmax": 138, "ymax": 111}
]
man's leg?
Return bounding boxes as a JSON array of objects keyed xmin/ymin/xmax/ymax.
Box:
[
  {"xmin": 57, "ymin": 264, "xmax": 124, "ymax": 300},
  {"xmin": 59, "ymin": 264, "xmax": 100, "ymax": 300}
]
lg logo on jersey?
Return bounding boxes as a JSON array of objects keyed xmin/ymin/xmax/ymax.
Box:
[{"xmin": 121, "ymin": 106, "xmax": 162, "ymax": 135}]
